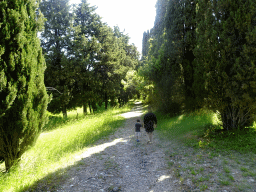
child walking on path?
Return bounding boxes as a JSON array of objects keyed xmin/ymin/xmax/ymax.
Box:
[{"xmin": 135, "ymin": 119, "xmax": 142, "ymax": 142}]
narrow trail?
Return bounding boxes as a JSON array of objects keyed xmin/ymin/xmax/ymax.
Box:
[
  {"xmin": 57, "ymin": 102, "xmax": 181, "ymax": 192},
  {"xmin": 27, "ymin": 102, "xmax": 256, "ymax": 191}
]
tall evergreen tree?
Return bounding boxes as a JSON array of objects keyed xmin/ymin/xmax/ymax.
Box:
[
  {"xmin": 140, "ymin": 0, "xmax": 185, "ymax": 114},
  {"xmin": 40, "ymin": 0, "xmax": 73, "ymax": 117},
  {"xmin": 142, "ymin": 30, "xmax": 150, "ymax": 58},
  {"xmin": 0, "ymin": 0, "xmax": 48, "ymax": 171},
  {"xmin": 182, "ymin": 0, "xmax": 197, "ymax": 111},
  {"xmin": 140, "ymin": 0, "xmax": 200, "ymax": 114},
  {"xmin": 164, "ymin": 0, "xmax": 198, "ymax": 112},
  {"xmin": 97, "ymin": 25, "xmax": 124, "ymax": 109},
  {"xmin": 70, "ymin": 0, "xmax": 102, "ymax": 114},
  {"xmin": 195, "ymin": 0, "xmax": 256, "ymax": 130}
]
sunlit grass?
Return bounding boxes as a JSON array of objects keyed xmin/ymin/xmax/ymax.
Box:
[
  {"xmin": 156, "ymin": 109, "xmax": 256, "ymax": 153},
  {"xmin": 0, "ymin": 103, "xmax": 133, "ymax": 192},
  {"xmin": 156, "ymin": 109, "xmax": 217, "ymax": 140}
]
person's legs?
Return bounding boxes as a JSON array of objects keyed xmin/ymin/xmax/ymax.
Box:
[
  {"xmin": 146, "ymin": 132, "xmax": 150, "ymax": 142},
  {"xmin": 149, "ymin": 132, "xmax": 153, "ymax": 143},
  {"xmin": 135, "ymin": 132, "xmax": 140, "ymax": 142},
  {"xmin": 146, "ymin": 132, "xmax": 153, "ymax": 143}
]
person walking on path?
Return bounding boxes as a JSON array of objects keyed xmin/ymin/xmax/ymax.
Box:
[
  {"xmin": 143, "ymin": 109, "xmax": 157, "ymax": 144},
  {"xmin": 134, "ymin": 119, "xmax": 142, "ymax": 142}
]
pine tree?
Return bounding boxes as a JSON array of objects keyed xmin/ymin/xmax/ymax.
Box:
[
  {"xmin": 40, "ymin": 0, "xmax": 73, "ymax": 117},
  {"xmin": 70, "ymin": 0, "xmax": 102, "ymax": 114},
  {"xmin": 195, "ymin": 0, "xmax": 256, "ymax": 130},
  {"xmin": 97, "ymin": 25, "xmax": 122, "ymax": 109},
  {"xmin": 0, "ymin": 0, "xmax": 48, "ymax": 171}
]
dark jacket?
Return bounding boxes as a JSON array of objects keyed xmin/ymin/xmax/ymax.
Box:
[{"xmin": 143, "ymin": 112, "xmax": 157, "ymax": 132}]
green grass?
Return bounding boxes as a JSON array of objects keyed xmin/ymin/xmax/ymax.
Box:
[
  {"xmin": 0, "ymin": 103, "xmax": 133, "ymax": 192},
  {"xmin": 156, "ymin": 109, "xmax": 256, "ymax": 153},
  {"xmin": 156, "ymin": 109, "xmax": 217, "ymax": 145},
  {"xmin": 200, "ymin": 184, "xmax": 208, "ymax": 191}
]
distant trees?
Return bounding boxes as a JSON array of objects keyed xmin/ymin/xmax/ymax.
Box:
[
  {"xmin": 40, "ymin": 0, "xmax": 139, "ymax": 117},
  {"xmin": 0, "ymin": 0, "xmax": 48, "ymax": 171},
  {"xmin": 140, "ymin": 0, "xmax": 256, "ymax": 130}
]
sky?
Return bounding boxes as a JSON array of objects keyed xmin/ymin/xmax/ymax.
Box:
[{"xmin": 69, "ymin": 0, "xmax": 157, "ymax": 56}]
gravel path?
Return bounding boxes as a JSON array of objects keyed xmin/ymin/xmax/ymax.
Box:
[
  {"xmin": 56, "ymin": 102, "xmax": 181, "ymax": 192},
  {"xmin": 54, "ymin": 102, "xmax": 256, "ymax": 192}
]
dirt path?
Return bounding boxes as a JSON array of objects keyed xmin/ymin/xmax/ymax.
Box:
[
  {"xmin": 53, "ymin": 102, "xmax": 256, "ymax": 192},
  {"xmin": 56, "ymin": 102, "xmax": 182, "ymax": 192}
]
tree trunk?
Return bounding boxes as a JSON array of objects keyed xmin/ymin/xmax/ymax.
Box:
[
  {"xmin": 83, "ymin": 102, "xmax": 88, "ymax": 116},
  {"xmin": 62, "ymin": 106, "xmax": 67, "ymax": 118},
  {"xmin": 104, "ymin": 93, "xmax": 108, "ymax": 110},
  {"xmin": 89, "ymin": 101, "xmax": 92, "ymax": 113},
  {"xmin": 118, "ymin": 97, "xmax": 122, "ymax": 108},
  {"xmin": 92, "ymin": 101, "xmax": 97, "ymax": 112},
  {"xmin": 4, "ymin": 156, "xmax": 12, "ymax": 172},
  {"xmin": 221, "ymin": 105, "xmax": 252, "ymax": 130},
  {"xmin": 183, "ymin": 51, "xmax": 198, "ymax": 112},
  {"xmin": 243, "ymin": 109, "xmax": 254, "ymax": 127},
  {"xmin": 110, "ymin": 96, "xmax": 116, "ymax": 107}
]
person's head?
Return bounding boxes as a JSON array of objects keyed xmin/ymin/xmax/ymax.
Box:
[{"xmin": 137, "ymin": 119, "xmax": 140, "ymax": 122}]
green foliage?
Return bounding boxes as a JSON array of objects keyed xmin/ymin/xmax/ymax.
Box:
[
  {"xmin": 142, "ymin": 30, "xmax": 150, "ymax": 58},
  {"xmin": 139, "ymin": 0, "xmax": 199, "ymax": 114},
  {"xmin": 157, "ymin": 110, "xmax": 256, "ymax": 153},
  {"xmin": 39, "ymin": 0, "xmax": 139, "ymax": 116},
  {"xmin": 40, "ymin": 0, "xmax": 74, "ymax": 117},
  {"xmin": 0, "ymin": 0, "xmax": 48, "ymax": 171},
  {"xmin": 156, "ymin": 109, "xmax": 216, "ymax": 140},
  {"xmin": 140, "ymin": 0, "xmax": 256, "ymax": 130},
  {"xmin": 195, "ymin": 0, "xmax": 256, "ymax": 130},
  {"xmin": 69, "ymin": 0, "xmax": 103, "ymax": 114},
  {"xmin": 203, "ymin": 125, "xmax": 256, "ymax": 153}
]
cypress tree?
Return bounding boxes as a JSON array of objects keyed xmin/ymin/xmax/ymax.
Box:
[
  {"xmin": 164, "ymin": 0, "xmax": 198, "ymax": 112},
  {"xmin": 182, "ymin": 0, "xmax": 198, "ymax": 112},
  {"xmin": 0, "ymin": 0, "xmax": 48, "ymax": 171},
  {"xmin": 142, "ymin": 30, "xmax": 150, "ymax": 59},
  {"xmin": 195, "ymin": 0, "xmax": 256, "ymax": 130}
]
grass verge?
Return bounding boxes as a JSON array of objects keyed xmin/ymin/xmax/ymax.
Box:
[
  {"xmin": 156, "ymin": 109, "xmax": 256, "ymax": 153},
  {"xmin": 0, "ymin": 103, "xmax": 133, "ymax": 192}
]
